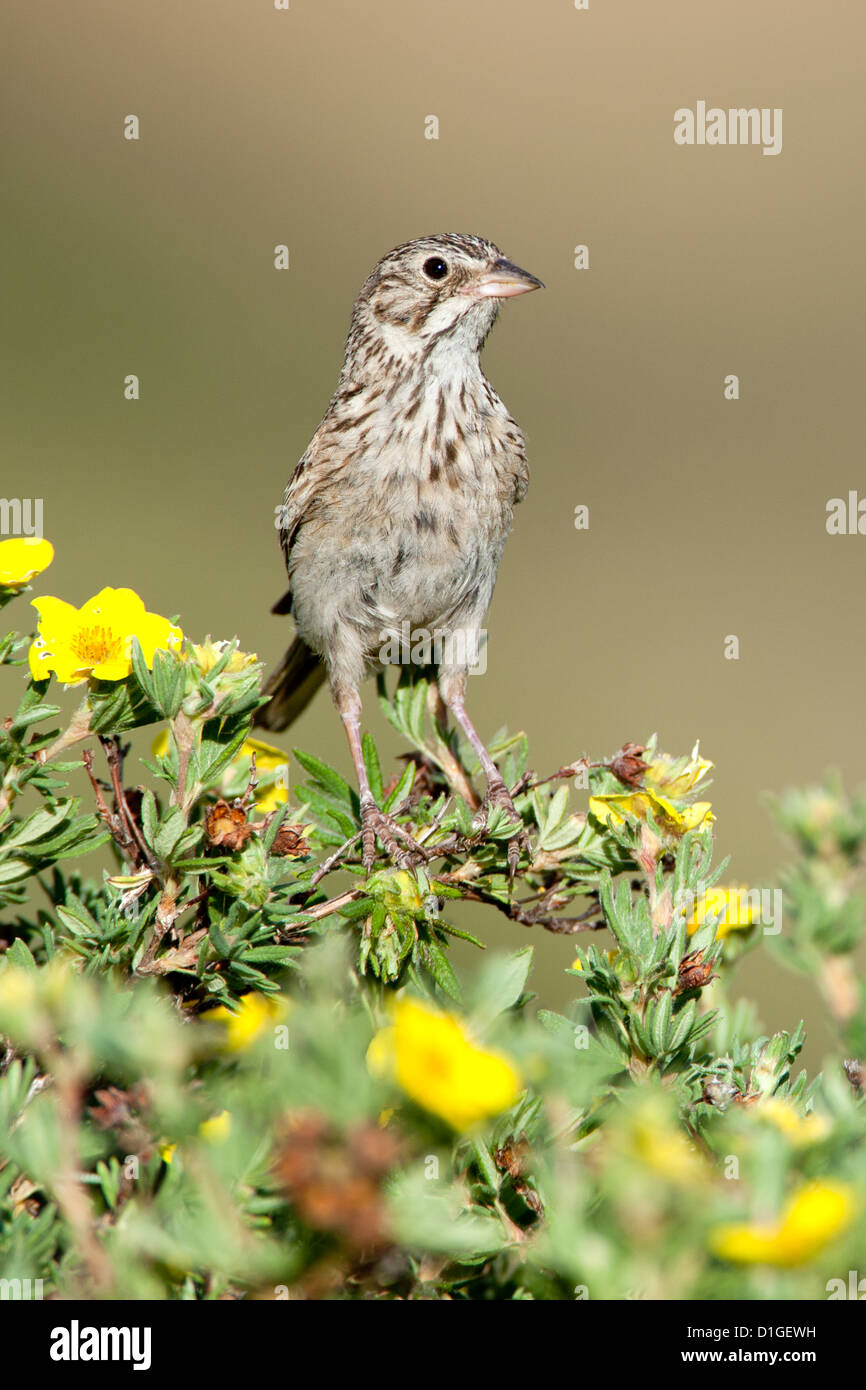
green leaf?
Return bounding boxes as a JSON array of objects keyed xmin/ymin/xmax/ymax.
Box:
[
  {"xmin": 629, "ymin": 1008, "xmax": 653, "ymax": 1057},
  {"xmin": 542, "ymin": 814, "xmax": 586, "ymax": 852},
  {"xmin": 302, "ymin": 789, "xmax": 357, "ymax": 839},
  {"xmin": 88, "ymin": 681, "xmax": 154, "ymax": 735},
  {"xmin": 649, "ymin": 990, "xmax": 673, "ymax": 1056},
  {"xmin": 150, "ymin": 649, "xmax": 185, "ymax": 719},
  {"xmin": 153, "ymin": 806, "xmax": 187, "ymax": 861},
  {"xmin": 383, "ymin": 761, "xmax": 414, "ymax": 814},
  {"xmin": 667, "ymin": 997, "xmax": 697, "ymax": 1053},
  {"xmin": 242, "ymin": 945, "xmax": 302, "ymax": 965},
  {"xmin": 434, "ymin": 921, "xmax": 485, "ymax": 949},
  {"xmin": 3, "ymin": 801, "xmax": 74, "ymax": 850},
  {"xmin": 420, "ymin": 939, "xmax": 461, "ymax": 1002},
  {"xmin": 6, "ymin": 938, "xmax": 37, "ymax": 973},
  {"xmin": 0, "ymin": 858, "xmax": 31, "ymax": 884},
  {"xmin": 471, "ymin": 947, "xmax": 533, "ymax": 1026},
  {"xmin": 172, "ymin": 854, "xmax": 230, "ymax": 873},
  {"xmin": 95, "ymin": 1159, "xmax": 121, "ymax": 1212},
  {"xmin": 293, "ymin": 749, "xmax": 354, "ymax": 807},
  {"xmin": 336, "ymin": 897, "xmax": 374, "ymax": 921},
  {"xmin": 362, "ymin": 732, "xmax": 383, "ymax": 804},
  {"xmin": 198, "ymin": 724, "xmax": 250, "ymax": 785},
  {"xmin": 130, "ymin": 637, "xmax": 156, "ymax": 701},
  {"xmin": 689, "ymin": 1010, "xmax": 718, "ymax": 1046},
  {"xmin": 208, "ymin": 916, "xmax": 232, "ymax": 958},
  {"xmin": 43, "ymin": 827, "xmax": 112, "ymax": 862},
  {"xmin": 56, "ymin": 898, "xmax": 101, "ymax": 938},
  {"xmin": 261, "ymin": 802, "xmax": 289, "ymax": 855},
  {"xmin": 537, "ymin": 1008, "xmax": 575, "ymax": 1039},
  {"xmin": 472, "ymin": 1138, "xmax": 501, "ymax": 1193},
  {"xmin": 8, "ymin": 701, "xmax": 62, "ymax": 733},
  {"xmin": 140, "ymin": 790, "xmax": 158, "ymax": 848},
  {"xmin": 408, "ymin": 679, "xmax": 427, "ymax": 744}
]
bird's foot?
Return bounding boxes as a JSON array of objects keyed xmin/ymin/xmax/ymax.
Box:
[
  {"xmin": 474, "ymin": 776, "xmax": 531, "ymax": 879},
  {"xmin": 360, "ymin": 798, "xmax": 430, "ymax": 873}
]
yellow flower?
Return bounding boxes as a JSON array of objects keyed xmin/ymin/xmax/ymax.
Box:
[
  {"xmin": 644, "ymin": 745, "xmax": 713, "ymax": 797},
  {"xmin": 626, "ymin": 1097, "xmax": 706, "ymax": 1186},
  {"xmin": 191, "ymin": 639, "xmax": 257, "ymax": 675},
  {"xmin": 686, "ymin": 885, "xmax": 758, "ymax": 940},
  {"xmin": 152, "ymin": 731, "xmax": 289, "ymax": 812},
  {"xmin": 0, "ymin": 967, "xmax": 38, "ymax": 1012},
  {"xmin": 367, "ymin": 997, "xmax": 522, "ymax": 1132},
  {"xmin": 757, "ymin": 1097, "xmax": 830, "ymax": 1146},
  {"xmin": 590, "ymin": 790, "xmax": 713, "ymax": 837},
  {"xmin": 368, "ymin": 868, "xmax": 425, "ymax": 911},
  {"xmin": 199, "ymin": 1110, "xmax": 232, "ymax": 1144},
  {"xmin": 29, "ymin": 587, "xmax": 182, "ymax": 685},
  {"xmin": 159, "ymin": 1143, "xmax": 177, "ymax": 1165},
  {"xmin": 204, "ymin": 992, "xmax": 289, "ymax": 1052},
  {"xmin": 0, "ymin": 537, "xmax": 54, "ymax": 588},
  {"xmin": 711, "ymin": 1181, "xmax": 854, "ymax": 1267}
]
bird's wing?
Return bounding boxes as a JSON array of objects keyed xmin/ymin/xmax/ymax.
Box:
[
  {"xmin": 278, "ymin": 450, "xmax": 315, "ymax": 573},
  {"xmin": 512, "ymin": 457, "xmax": 530, "ymax": 505},
  {"xmin": 275, "ymin": 415, "xmax": 355, "ymax": 603}
]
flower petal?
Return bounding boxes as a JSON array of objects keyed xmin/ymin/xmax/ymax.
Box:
[
  {"xmin": 81, "ymin": 587, "xmax": 147, "ymax": 625},
  {"xmin": 134, "ymin": 612, "xmax": 183, "ymax": 666},
  {"xmin": 31, "ymin": 595, "xmax": 78, "ymax": 638},
  {"xmin": 0, "ymin": 538, "xmax": 54, "ymax": 586}
]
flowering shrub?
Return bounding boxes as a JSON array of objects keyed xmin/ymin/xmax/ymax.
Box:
[{"xmin": 0, "ymin": 552, "xmax": 864, "ymax": 1300}]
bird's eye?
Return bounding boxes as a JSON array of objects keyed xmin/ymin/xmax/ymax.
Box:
[{"xmin": 422, "ymin": 256, "xmax": 449, "ymax": 281}]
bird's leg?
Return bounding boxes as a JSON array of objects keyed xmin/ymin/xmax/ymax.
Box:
[
  {"xmin": 426, "ymin": 680, "xmax": 480, "ymax": 809},
  {"xmin": 439, "ymin": 680, "xmax": 530, "ymax": 876},
  {"xmin": 337, "ymin": 690, "xmax": 429, "ymax": 872}
]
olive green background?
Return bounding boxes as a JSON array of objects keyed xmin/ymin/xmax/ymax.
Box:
[{"xmin": 3, "ymin": 1, "xmax": 864, "ymax": 1061}]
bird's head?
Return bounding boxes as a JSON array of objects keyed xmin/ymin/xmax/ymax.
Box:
[{"xmin": 346, "ymin": 233, "xmax": 543, "ymax": 375}]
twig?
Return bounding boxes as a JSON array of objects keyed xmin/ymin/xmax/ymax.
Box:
[
  {"xmin": 437, "ymin": 871, "xmax": 605, "ymax": 935},
  {"xmin": 526, "ymin": 759, "xmax": 593, "ymax": 791},
  {"xmin": 294, "ymin": 888, "xmax": 365, "ymax": 922},
  {"xmin": 99, "ymin": 735, "xmax": 159, "ymax": 873},
  {"xmin": 238, "ymin": 749, "xmax": 258, "ymax": 809},
  {"xmin": 82, "ymin": 749, "xmax": 133, "ymax": 859},
  {"xmin": 310, "ymin": 831, "xmax": 363, "ymax": 887},
  {"xmin": 49, "ymin": 1050, "xmax": 114, "ymax": 1293}
]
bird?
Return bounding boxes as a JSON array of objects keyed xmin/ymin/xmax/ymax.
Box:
[{"xmin": 255, "ymin": 232, "xmax": 543, "ymax": 871}]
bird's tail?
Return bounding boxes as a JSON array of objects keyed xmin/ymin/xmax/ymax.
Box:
[{"xmin": 254, "ymin": 636, "xmax": 326, "ymax": 732}]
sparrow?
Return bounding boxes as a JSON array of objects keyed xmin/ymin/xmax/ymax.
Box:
[{"xmin": 255, "ymin": 232, "xmax": 543, "ymax": 870}]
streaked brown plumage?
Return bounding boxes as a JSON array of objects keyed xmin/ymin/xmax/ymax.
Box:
[{"xmin": 255, "ymin": 233, "xmax": 543, "ymax": 869}]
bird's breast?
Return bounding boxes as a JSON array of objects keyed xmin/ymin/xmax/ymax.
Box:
[{"xmin": 287, "ymin": 374, "xmax": 527, "ymax": 651}]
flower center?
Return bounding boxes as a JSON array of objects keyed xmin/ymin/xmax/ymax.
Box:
[
  {"xmin": 421, "ymin": 1046, "xmax": 454, "ymax": 1080},
  {"xmin": 71, "ymin": 623, "xmax": 125, "ymax": 668}
]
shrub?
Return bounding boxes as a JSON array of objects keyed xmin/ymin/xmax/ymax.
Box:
[{"xmin": 0, "ymin": 552, "xmax": 863, "ymax": 1300}]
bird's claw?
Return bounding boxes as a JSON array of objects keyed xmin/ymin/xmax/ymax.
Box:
[
  {"xmin": 360, "ymin": 799, "xmax": 430, "ymax": 873},
  {"xmin": 474, "ymin": 777, "xmax": 531, "ymax": 880}
]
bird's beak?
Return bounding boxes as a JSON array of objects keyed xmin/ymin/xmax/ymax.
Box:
[{"xmin": 465, "ymin": 258, "xmax": 545, "ymax": 300}]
